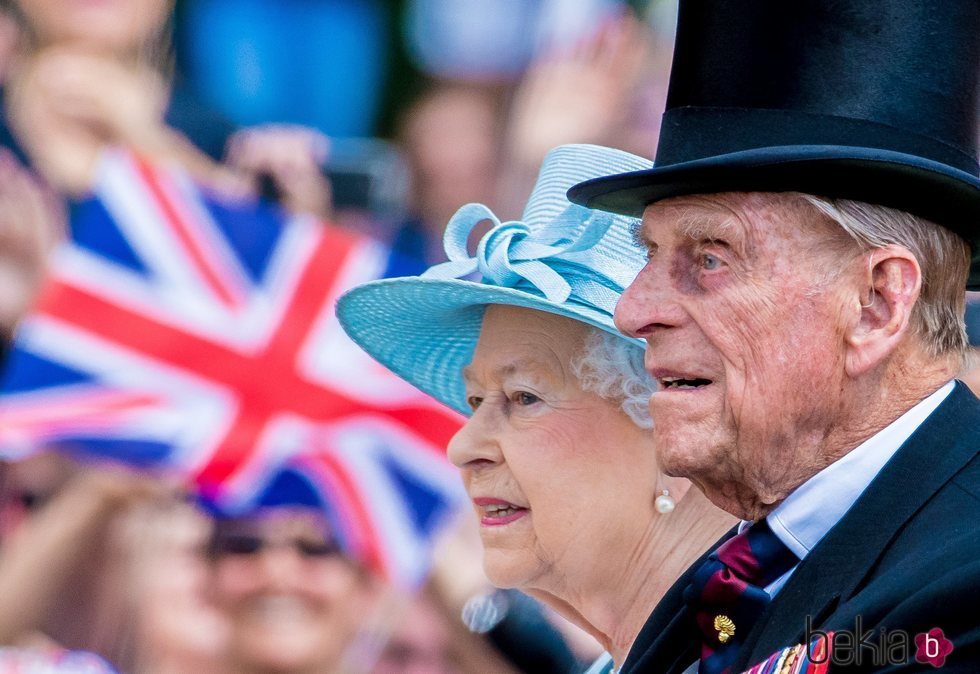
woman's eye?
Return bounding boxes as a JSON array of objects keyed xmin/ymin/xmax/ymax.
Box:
[
  {"xmin": 513, "ymin": 391, "xmax": 540, "ymax": 406},
  {"xmin": 466, "ymin": 396, "xmax": 483, "ymax": 411},
  {"xmin": 701, "ymin": 253, "xmax": 722, "ymax": 270}
]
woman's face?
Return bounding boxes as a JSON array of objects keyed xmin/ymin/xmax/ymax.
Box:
[
  {"xmin": 14, "ymin": 0, "xmax": 173, "ymax": 53},
  {"xmin": 209, "ymin": 508, "xmax": 379, "ymax": 673},
  {"xmin": 448, "ymin": 305, "xmax": 660, "ymax": 593}
]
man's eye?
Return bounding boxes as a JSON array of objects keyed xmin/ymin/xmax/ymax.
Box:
[
  {"xmin": 701, "ymin": 253, "xmax": 722, "ymax": 270},
  {"xmin": 513, "ymin": 391, "xmax": 540, "ymax": 406},
  {"xmin": 467, "ymin": 396, "xmax": 483, "ymax": 411}
]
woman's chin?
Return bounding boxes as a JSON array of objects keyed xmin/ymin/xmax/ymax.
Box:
[{"xmin": 482, "ymin": 549, "xmax": 535, "ymax": 590}]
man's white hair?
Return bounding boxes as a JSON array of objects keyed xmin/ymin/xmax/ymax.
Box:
[
  {"xmin": 571, "ymin": 328, "xmax": 655, "ymax": 429},
  {"xmin": 802, "ymin": 195, "xmax": 970, "ymax": 359}
]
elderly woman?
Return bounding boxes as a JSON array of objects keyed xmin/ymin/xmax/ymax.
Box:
[{"xmin": 337, "ymin": 144, "xmax": 735, "ymax": 670}]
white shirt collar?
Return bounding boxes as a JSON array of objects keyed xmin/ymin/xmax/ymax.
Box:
[{"xmin": 758, "ymin": 381, "xmax": 955, "ymax": 560}]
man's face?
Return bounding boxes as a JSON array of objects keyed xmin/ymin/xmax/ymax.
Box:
[{"xmin": 615, "ymin": 193, "xmax": 854, "ymax": 515}]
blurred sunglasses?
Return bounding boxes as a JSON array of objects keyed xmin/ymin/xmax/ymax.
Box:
[{"xmin": 210, "ymin": 533, "xmax": 342, "ymax": 559}]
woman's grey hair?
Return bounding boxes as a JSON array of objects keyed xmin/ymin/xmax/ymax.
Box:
[
  {"xmin": 801, "ymin": 195, "xmax": 970, "ymax": 360},
  {"xmin": 570, "ymin": 328, "xmax": 655, "ymax": 429}
]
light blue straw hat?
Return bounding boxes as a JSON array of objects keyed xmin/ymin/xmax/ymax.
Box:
[{"xmin": 336, "ymin": 144, "xmax": 651, "ymax": 416}]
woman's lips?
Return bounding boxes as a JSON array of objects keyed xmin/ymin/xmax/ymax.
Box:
[{"xmin": 473, "ymin": 497, "xmax": 529, "ymax": 527}]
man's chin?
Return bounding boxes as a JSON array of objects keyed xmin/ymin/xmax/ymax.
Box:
[
  {"xmin": 652, "ymin": 429, "xmax": 724, "ymax": 477},
  {"xmin": 649, "ymin": 388, "xmax": 721, "ymax": 435}
]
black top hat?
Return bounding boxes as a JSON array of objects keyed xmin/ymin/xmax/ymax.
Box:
[{"xmin": 568, "ymin": 0, "xmax": 980, "ymax": 286}]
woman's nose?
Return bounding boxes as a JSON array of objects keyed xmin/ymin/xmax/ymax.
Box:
[{"xmin": 446, "ymin": 411, "xmax": 502, "ymax": 470}]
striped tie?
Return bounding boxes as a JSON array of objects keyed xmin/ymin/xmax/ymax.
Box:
[{"xmin": 683, "ymin": 519, "xmax": 798, "ymax": 674}]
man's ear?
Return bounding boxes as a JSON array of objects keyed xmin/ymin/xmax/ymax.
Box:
[{"xmin": 844, "ymin": 245, "xmax": 921, "ymax": 377}]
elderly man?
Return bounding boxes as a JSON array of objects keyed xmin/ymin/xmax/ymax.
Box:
[{"xmin": 568, "ymin": 0, "xmax": 979, "ymax": 673}]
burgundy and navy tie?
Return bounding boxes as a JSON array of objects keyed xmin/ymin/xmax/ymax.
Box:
[{"xmin": 683, "ymin": 519, "xmax": 799, "ymax": 674}]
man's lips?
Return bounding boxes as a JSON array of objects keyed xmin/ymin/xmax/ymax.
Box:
[
  {"xmin": 472, "ymin": 497, "xmax": 529, "ymax": 526},
  {"xmin": 648, "ymin": 367, "xmax": 715, "ymax": 391}
]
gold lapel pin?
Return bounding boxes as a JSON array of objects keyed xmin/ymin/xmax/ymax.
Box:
[{"xmin": 714, "ymin": 615, "xmax": 736, "ymax": 643}]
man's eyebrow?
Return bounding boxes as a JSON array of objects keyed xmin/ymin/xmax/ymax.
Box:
[
  {"xmin": 631, "ymin": 220, "xmax": 657, "ymax": 252},
  {"xmin": 678, "ymin": 213, "xmax": 738, "ymax": 241}
]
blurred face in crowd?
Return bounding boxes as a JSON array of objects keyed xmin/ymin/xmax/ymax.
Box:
[
  {"xmin": 134, "ymin": 503, "xmax": 229, "ymax": 673},
  {"xmin": 13, "ymin": 0, "xmax": 173, "ymax": 53},
  {"xmin": 0, "ymin": 452, "xmax": 75, "ymax": 537},
  {"xmin": 615, "ymin": 193, "xmax": 854, "ymax": 514},
  {"xmin": 449, "ymin": 306, "xmax": 658, "ymax": 591},
  {"xmin": 402, "ymin": 86, "xmax": 499, "ymax": 227},
  {"xmin": 372, "ymin": 592, "xmax": 459, "ymax": 674},
  {"xmin": 209, "ymin": 508, "xmax": 379, "ymax": 673}
]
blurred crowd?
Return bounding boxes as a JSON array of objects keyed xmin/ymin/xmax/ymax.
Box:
[
  {"xmin": 0, "ymin": 2, "xmax": 975, "ymax": 674},
  {"xmin": 0, "ymin": 0, "xmax": 673, "ymax": 672}
]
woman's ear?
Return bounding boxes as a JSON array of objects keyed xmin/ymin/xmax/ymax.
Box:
[{"xmin": 843, "ymin": 245, "xmax": 921, "ymax": 377}]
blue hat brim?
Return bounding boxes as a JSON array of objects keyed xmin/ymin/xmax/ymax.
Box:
[
  {"xmin": 336, "ymin": 277, "xmax": 644, "ymax": 417},
  {"xmin": 567, "ymin": 145, "xmax": 980, "ymax": 288}
]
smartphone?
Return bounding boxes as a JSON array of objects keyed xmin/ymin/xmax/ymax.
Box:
[{"xmin": 322, "ymin": 137, "xmax": 410, "ymax": 218}]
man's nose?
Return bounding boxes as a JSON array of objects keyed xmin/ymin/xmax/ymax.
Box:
[
  {"xmin": 447, "ymin": 408, "xmax": 502, "ymax": 470},
  {"xmin": 615, "ymin": 262, "xmax": 687, "ymax": 339}
]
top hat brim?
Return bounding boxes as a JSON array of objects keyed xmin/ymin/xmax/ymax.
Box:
[{"xmin": 567, "ymin": 145, "xmax": 980, "ymax": 288}]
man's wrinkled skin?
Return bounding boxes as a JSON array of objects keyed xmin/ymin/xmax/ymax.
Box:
[{"xmin": 615, "ymin": 192, "xmax": 961, "ymax": 520}]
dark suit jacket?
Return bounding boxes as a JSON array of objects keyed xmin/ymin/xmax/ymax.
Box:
[{"xmin": 622, "ymin": 381, "xmax": 980, "ymax": 674}]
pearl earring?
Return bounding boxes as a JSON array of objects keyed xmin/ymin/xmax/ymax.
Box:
[{"xmin": 655, "ymin": 489, "xmax": 675, "ymax": 514}]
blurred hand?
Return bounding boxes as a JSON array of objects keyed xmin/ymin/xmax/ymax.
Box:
[
  {"xmin": 5, "ymin": 47, "xmax": 235, "ymax": 197},
  {"xmin": 429, "ymin": 513, "xmax": 494, "ymax": 614},
  {"xmin": 0, "ymin": 150, "xmax": 64, "ymax": 337},
  {"xmin": 0, "ymin": 10, "xmax": 20, "ymax": 80},
  {"xmin": 34, "ymin": 49, "xmax": 168, "ymax": 148},
  {"xmin": 5, "ymin": 47, "xmax": 171, "ymax": 193},
  {"xmin": 0, "ymin": 457, "xmax": 184, "ymax": 645},
  {"xmin": 224, "ymin": 124, "xmax": 334, "ymax": 219},
  {"xmin": 69, "ymin": 462, "xmax": 185, "ymax": 513},
  {"xmin": 505, "ymin": 13, "xmax": 651, "ymax": 165}
]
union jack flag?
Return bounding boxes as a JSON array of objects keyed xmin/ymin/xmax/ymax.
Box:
[{"xmin": 0, "ymin": 149, "xmax": 465, "ymax": 587}]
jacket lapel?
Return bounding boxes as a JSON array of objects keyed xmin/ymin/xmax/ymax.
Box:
[{"xmin": 734, "ymin": 382, "xmax": 980, "ymax": 670}]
